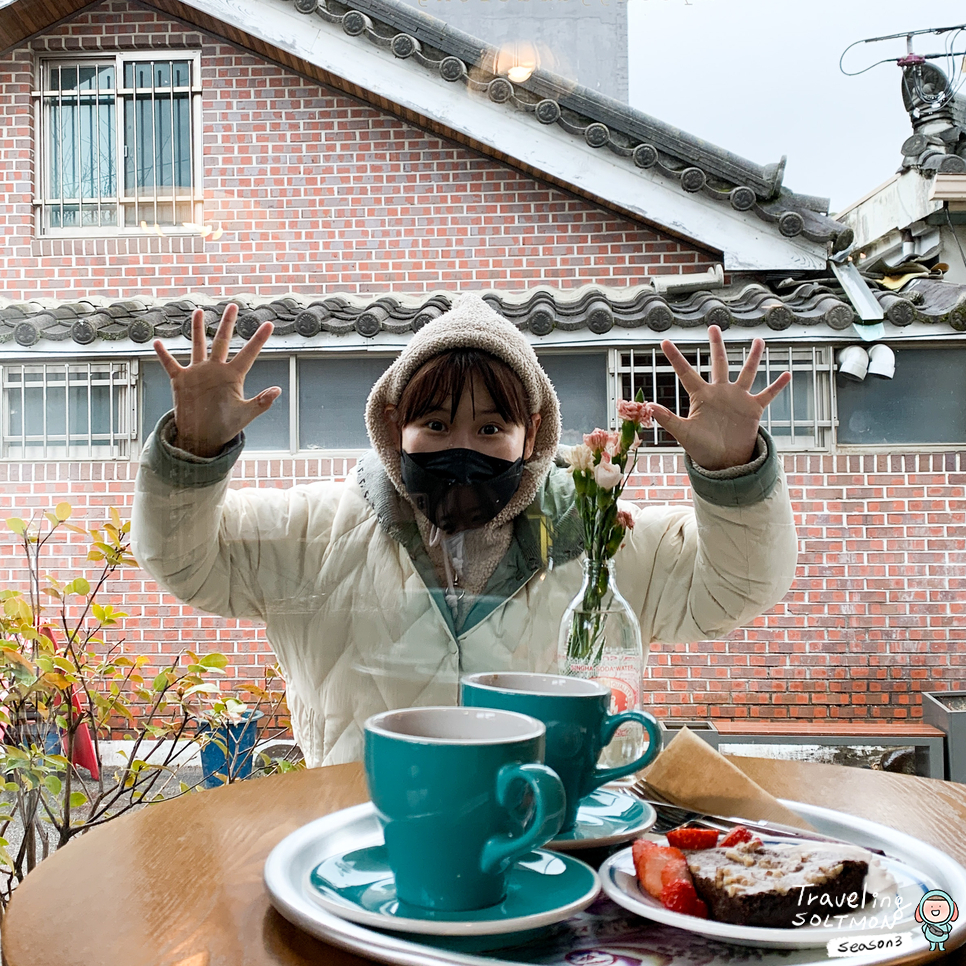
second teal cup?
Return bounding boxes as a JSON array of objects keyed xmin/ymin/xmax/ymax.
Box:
[
  {"xmin": 364, "ymin": 706, "xmax": 566, "ymax": 912},
  {"xmin": 460, "ymin": 672, "xmax": 662, "ymax": 833}
]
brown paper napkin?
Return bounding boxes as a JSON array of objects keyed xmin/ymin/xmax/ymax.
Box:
[{"xmin": 640, "ymin": 727, "xmax": 817, "ymax": 831}]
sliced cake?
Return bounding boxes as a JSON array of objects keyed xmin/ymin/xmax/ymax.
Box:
[{"xmin": 685, "ymin": 839, "xmax": 869, "ymax": 928}]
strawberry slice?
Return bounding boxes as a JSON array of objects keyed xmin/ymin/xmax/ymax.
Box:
[
  {"xmin": 666, "ymin": 826, "xmax": 720, "ymax": 850},
  {"xmin": 661, "ymin": 878, "xmax": 709, "ymax": 918},
  {"xmin": 659, "ymin": 852, "xmax": 691, "ymax": 889},
  {"xmin": 631, "ymin": 839, "xmax": 687, "ymax": 900},
  {"xmin": 719, "ymin": 825, "xmax": 754, "ymax": 848}
]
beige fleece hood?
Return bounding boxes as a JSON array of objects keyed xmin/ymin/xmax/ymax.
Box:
[{"xmin": 364, "ymin": 292, "xmax": 562, "ymax": 529}]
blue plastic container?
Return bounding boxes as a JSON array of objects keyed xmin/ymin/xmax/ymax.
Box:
[{"xmin": 198, "ymin": 710, "xmax": 263, "ymax": 788}]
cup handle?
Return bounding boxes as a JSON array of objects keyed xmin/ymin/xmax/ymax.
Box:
[
  {"xmin": 590, "ymin": 710, "xmax": 663, "ymax": 788},
  {"xmin": 479, "ymin": 762, "xmax": 566, "ymax": 875}
]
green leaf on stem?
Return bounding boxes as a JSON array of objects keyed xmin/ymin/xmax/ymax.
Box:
[{"xmin": 183, "ymin": 683, "xmax": 219, "ymax": 697}]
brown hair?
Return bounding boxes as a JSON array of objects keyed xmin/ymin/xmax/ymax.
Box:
[{"xmin": 395, "ymin": 349, "xmax": 531, "ymax": 427}]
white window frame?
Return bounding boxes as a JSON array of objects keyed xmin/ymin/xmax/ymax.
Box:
[
  {"xmin": 609, "ymin": 344, "xmax": 835, "ymax": 452},
  {"xmin": 1, "ymin": 359, "xmax": 137, "ymax": 460},
  {"xmin": 33, "ymin": 51, "xmax": 204, "ymax": 237}
]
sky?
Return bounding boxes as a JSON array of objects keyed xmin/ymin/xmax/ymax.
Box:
[{"xmin": 627, "ymin": 0, "xmax": 966, "ymax": 213}]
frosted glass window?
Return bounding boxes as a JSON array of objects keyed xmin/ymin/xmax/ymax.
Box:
[
  {"xmin": 836, "ymin": 348, "xmax": 966, "ymax": 445},
  {"xmin": 141, "ymin": 358, "xmax": 290, "ymax": 451},
  {"xmin": 299, "ymin": 357, "xmax": 395, "ymax": 450},
  {"xmin": 538, "ymin": 352, "xmax": 608, "ymax": 446}
]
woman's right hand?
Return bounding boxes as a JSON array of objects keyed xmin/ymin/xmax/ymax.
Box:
[{"xmin": 153, "ymin": 304, "xmax": 280, "ymax": 458}]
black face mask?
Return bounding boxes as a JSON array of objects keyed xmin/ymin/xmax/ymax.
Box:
[{"xmin": 400, "ymin": 447, "xmax": 525, "ymax": 534}]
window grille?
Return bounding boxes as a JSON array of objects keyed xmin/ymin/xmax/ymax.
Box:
[
  {"xmin": 612, "ymin": 344, "xmax": 834, "ymax": 451},
  {"xmin": 1, "ymin": 362, "xmax": 134, "ymax": 459},
  {"xmin": 37, "ymin": 53, "xmax": 201, "ymax": 234}
]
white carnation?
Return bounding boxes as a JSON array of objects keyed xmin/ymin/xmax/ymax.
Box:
[
  {"xmin": 594, "ymin": 457, "xmax": 622, "ymax": 489},
  {"xmin": 567, "ymin": 444, "xmax": 595, "ymax": 472}
]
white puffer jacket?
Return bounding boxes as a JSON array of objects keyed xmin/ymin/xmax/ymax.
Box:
[{"xmin": 131, "ymin": 422, "xmax": 797, "ymax": 767}]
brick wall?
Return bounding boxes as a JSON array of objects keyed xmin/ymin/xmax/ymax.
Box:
[
  {"xmin": 0, "ymin": 0, "xmax": 715, "ymax": 302},
  {"xmin": 1, "ymin": 450, "xmax": 964, "ymax": 737},
  {"xmin": 632, "ymin": 451, "xmax": 966, "ymax": 722}
]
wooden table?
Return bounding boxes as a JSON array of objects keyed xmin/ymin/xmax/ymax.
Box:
[{"xmin": 3, "ymin": 758, "xmax": 966, "ymax": 966}]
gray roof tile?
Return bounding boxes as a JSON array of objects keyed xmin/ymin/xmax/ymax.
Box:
[
  {"xmin": 300, "ymin": 0, "xmax": 852, "ymax": 251},
  {"xmin": 1, "ymin": 277, "xmax": 963, "ymax": 347}
]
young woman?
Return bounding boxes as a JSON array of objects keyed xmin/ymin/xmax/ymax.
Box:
[{"xmin": 131, "ymin": 294, "xmax": 797, "ymax": 767}]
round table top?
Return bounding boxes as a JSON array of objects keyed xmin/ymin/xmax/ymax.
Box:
[{"xmin": 4, "ymin": 757, "xmax": 965, "ymax": 966}]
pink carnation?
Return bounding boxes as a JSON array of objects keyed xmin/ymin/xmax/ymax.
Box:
[
  {"xmin": 583, "ymin": 429, "xmax": 611, "ymax": 453},
  {"xmin": 604, "ymin": 432, "xmax": 621, "ymax": 457},
  {"xmin": 616, "ymin": 508, "xmax": 635, "ymax": 531},
  {"xmin": 617, "ymin": 399, "xmax": 653, "ymax": 428}
]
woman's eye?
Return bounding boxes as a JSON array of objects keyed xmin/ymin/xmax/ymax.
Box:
[
  {"xmin": 480, "ymin": 424, "xmax": 501, "ymax": 436},
  {"xmin": 426, "ymin": 420, "xmax": 446, "ymax": 432}
]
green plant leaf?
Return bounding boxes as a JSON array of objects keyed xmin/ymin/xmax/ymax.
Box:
[
  {"xmin": 5, "ymin": 518, "xmax": 25, "ymax": 536},
  {"xmin": 183, "ymin": 683, "xmax": 219, "ymax": 697},
  {"xmin": 199, "ymin": 653, "xmax": 230, "ymax": 670},
  {"xmin": 44, "ymin": 774, "xmax": 62, "ymax": 795},
  {"xmin": 55, "ymin": 502, "xmax": 72, "ymax": 521},
  {"xmin": 68, "ymin": 792, "xmax": 87, "ymax": 807}
]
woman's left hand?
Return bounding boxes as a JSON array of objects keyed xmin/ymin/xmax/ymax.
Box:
[{"xmin": 650, "ymin": 325, "xmax": 791, "ymax": 471}]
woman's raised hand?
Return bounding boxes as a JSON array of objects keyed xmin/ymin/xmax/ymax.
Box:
[
  {"xmin": 650, "ymin": 325, "xmax": 791, "ymax": 471},
  {"xmin": 153, "ymin": 304, "xmax": 280, "ymax": 457}
]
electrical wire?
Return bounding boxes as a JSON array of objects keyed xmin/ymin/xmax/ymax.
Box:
[
  {"xmin": 839, "ymin": 22, "xmax": 966, "ymax": 87},
  {"xmin": 839, "ymin": 46, "xmax": 903, "ymax": 77}
]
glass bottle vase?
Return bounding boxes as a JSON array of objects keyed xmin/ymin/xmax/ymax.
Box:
[{"xmin": 558, "ymin": 558, "xmax": 649, "ymax": 770}]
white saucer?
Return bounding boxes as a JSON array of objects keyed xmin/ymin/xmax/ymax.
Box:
[
  {"xmin": 549, "ymin": 788, "xmax": 656, "ymax": 851},
  {"xmin": 264, "ymin": 801, "xmax": 600, "ymax": 939}
]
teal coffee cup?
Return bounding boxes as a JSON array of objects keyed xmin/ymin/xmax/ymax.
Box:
[
  {"xmin": 460, "ymin": 672, "xmax": 662, "ymax": 833},
  {"xmin": 363, "ymin": 706, "xmax": 566, "ymax": 912}
]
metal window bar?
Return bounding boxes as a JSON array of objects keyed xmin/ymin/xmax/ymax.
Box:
[
  {"xmin": 1, "ymin": 363, "xmax": 131, "ymax": 459},
  {"xmin": 612, "ymin": 346, "xmax": 833, "ymax": 451},
  {"xmin": 42, "ymin": 367, "xmax": 48, "ymax": 460},
  {"xmin": 168, "ymin": 61, "xmax": 174, "ymax": 225},
  {"xmin": 43, "ymin": 62, "xmax": 116, "ymax": 230},
  {"xmin": 39, "ymin": 54, "xmax": 197, "ymax": 234}
]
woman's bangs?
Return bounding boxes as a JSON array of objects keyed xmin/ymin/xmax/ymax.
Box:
[{"xmin": 398, "ymin": 351, "xmax": 529, "ymax": 426}]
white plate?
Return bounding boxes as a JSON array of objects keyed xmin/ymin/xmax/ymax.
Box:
[
  {"xmin": 600, "ymin": 832, "xmax": 930, "ymax": 949},
  {"xmin": 265, "ymin": 801, "xmax": 600, "ymax": 938},
  {"xmin": 264, "ymin": 798, "xmax": 966, "ymax": 966}
]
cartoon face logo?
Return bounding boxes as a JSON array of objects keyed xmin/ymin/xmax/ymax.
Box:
[
  {"xmin": 923, "ymin": 898, "xmax": 951, "ymax": 922},
  {"xmin": 915, "ymin": 889, "xmax": 959, "ymax": 952}
]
